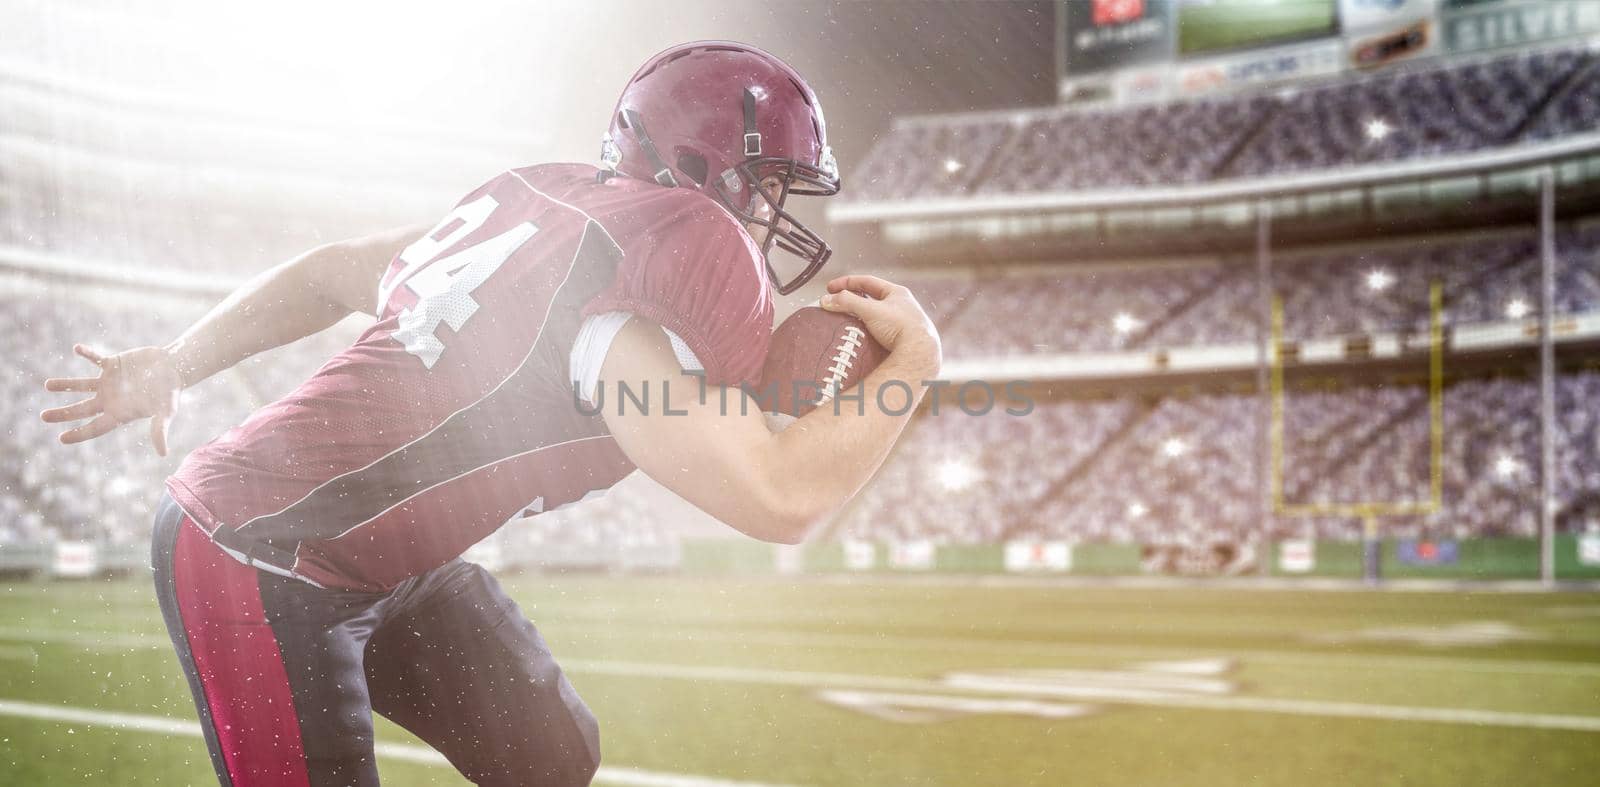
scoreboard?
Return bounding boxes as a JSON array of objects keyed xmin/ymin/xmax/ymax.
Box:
[{"xmin": 1057, "ymin": 0, "xmax": 1600, "ymax": 102}]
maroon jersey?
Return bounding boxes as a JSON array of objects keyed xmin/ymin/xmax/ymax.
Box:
[{"xmin": 167, "ymin": 164, "xmax": 773, "ymax": 591}]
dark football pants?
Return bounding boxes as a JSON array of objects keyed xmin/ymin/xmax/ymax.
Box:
[{"xmin": 150, "ymin": 494, "xmax": 601, "ymax": 787}]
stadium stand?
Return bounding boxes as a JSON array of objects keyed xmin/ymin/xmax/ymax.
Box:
[
  {"xmin": 6, "ymin": 218, "xmax": 1599, "ymax": 553},
  {"xmin": 838, "ymin": 396, "xmax": 1140, "ymax": 545},
  {"xmin": 987, "ymin": 96, "xmax": 1278, "ymax": 193},
  {"xmin": 851, "ymin": 45, "xmax": 1600, "ymax": 201},
  {"xmin": 7, "ymin": 37, "xmax": 1600, "ymax": 567},
  {"xmin": 6, "ymin": 290, "xmax": 200, "ymax": 547},
  {"xmin": 1523, "ymin": 55, "xmax": 1600, "ymax": 142},
  {"xmin": 918, "ymin": 224, "xmax": 1600, "ymax": 359},
  {"xmin": 932, "ymin": 263, "xmax": 1242, "ymax": 356},
  {"xmin": 1221, "ymin": 48, "xmax": 1588, "ymax": 178},
  {"xmin": 836, "ymin": 372, "xmax": 1600, "ymax": 545},
  {"xmin": 0, "ymin": 282, "xmax": 352, "ymax": 549}
]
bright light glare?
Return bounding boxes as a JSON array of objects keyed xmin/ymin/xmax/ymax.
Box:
[
  {"xmin": 27, "ymin": 2, "xmax": 569, "ymax": 154},
  {"xmin": 1127, "ymin": 501, "xmax": 1148, "ymax": 519},
  {"xmin": 1505, "ymin": 298, "xmax": 1531, "ymax": 319},
  {"xmin": 1494, "ymin": 454, "xmax": 1520, "ymax": 478},
  {"xmin": 937, "ymin": 459, "xmax": 978, "ymax": 492},
  {"xmin": 1365, "ymin": 269, "xmax": 1393, "ymax": 291},
  {"xmin": 943, "ymin": 158, "xmax": 964, "ymax": 174},
  {"xmin": 1112, "ymin": 312, "xmax": 1140, "ymax": 334},
  {"xmin": 1364, "ymin": 118, "xmax": 1393, "ymax": 141},
  {"xmin": 1161, "ymin": 437, "xmax": 1189, "ymax": 458}
]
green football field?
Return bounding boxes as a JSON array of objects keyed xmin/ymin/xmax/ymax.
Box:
[
  {"xmin": 2, "ymin": 575, "xmax": 1598, "ymax": 785},
  {"xmin": 1178, "ymin": 0, "xmax": 1339, "ymax": 56}
]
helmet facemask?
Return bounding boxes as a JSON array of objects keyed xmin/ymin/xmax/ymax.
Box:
[{"xmin": 714, "ymin": 153, "xmax": 839, "ymax": 296}]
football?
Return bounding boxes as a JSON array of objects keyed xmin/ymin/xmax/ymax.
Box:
[{"xmin": 758, "ymin": 306, "xmax": 890, "ymax": 418}]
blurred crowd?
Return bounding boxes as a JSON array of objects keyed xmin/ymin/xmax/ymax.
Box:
[
  {"xmin": 835, "ymin": 371, "xmax": 1600, "ymax": 546},
  {"xmin": 911, "ymin": 225, "xmax": 1600, "ymax": 358},
  {"xmin": 7, "ymin": 37, "xmax": 1600, "ymax": 555},
  {"xmin": 853, "ymin": 46, "xmax": 1600, "ymax": 200},
  {"xmin": 1, "ymin": 283, "xmax": 350, "ymax": 547},
  {"xmin": 6, "ymin": 253, "xmax": 1596, "ymax": 551}
]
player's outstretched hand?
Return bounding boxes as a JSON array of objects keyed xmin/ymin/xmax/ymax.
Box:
[
  {"xmin": 818, "ymin": 275, "xmax": 941, "ymax": 371},
  {"xmin": 40, "ymin": 344, "xmax": 183, "ymax": 456}
]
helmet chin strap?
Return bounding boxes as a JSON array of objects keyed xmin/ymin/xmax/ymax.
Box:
[
  {"xmin": 621, "ymin": 109, "xmax": 679, "ymax": 188},
  {"xmin": 742, "ymin": 88, "xmax": 763, "ymax": 159}
]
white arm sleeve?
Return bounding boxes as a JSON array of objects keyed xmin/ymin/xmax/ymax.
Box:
[{"xmin": 571, "ymin": 311, "xmax": 705, "ymax": 406}]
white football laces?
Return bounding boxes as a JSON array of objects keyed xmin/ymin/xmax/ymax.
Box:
[{"xmin": 817, "ymin": 326, "xmax": 866, "ymax": 404}]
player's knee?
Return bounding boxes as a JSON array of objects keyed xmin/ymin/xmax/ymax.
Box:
[
  {"xmin": 546, "ymin": 692, "xmax": 602, "ymax": 786},
  {"xmin": 570, "ymin": 738, "xmax": 603, "ymax": 787},
  {"xmin": 476, "ymin": 737, "xmax": 599, "ymax": 787},
  {"xmin": 558, "ymin": 683, "xmax": 602, "ymax": 786},
  {"xmin": 465, "ymin": 680, "xmax": 599, "ymax": 787}
]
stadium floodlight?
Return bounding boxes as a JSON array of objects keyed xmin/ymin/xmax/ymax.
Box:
[
  {"xmin": 1494, "ymin": 454, "xmax": 1521, "ymax": 479},
  {"xmin": 1365, "ymin": 269, "xmax": 1393, "ymax": 292},
  {"xmin": 1506, "ymin": 298, "xmax": 1532, "ymax": 319},
  {"xmin": 1364, "ymin": 118, "xmax": 1393, "ymax": 141},
  {"xmin": 1112, "ymin": 312, "xmax": 1140, "ymax": 334},
  {"xmin": 1161, "ymin": 437, "xmax": 1189, "ymax": 458},
  {"xmin": 936, "ymin": 459, "xmax": 978, "ymax": 492},
  {"xmin": 943, "ymin": 158, "xmax": 963, "ymax": 174}
]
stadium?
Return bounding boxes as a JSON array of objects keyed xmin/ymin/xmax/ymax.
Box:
[{"xmin": 4, "ymin": 0, "xmax": 1600, "ymax": 784}]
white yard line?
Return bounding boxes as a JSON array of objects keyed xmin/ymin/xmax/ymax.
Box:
[
  {"xmin": 0, "ymin": 625, "xmax": 168, "ymax": 651},
  {"xmin": 553, "ymin": 622, "xmax": 1600, "ymax": 679},
  {"xmin": 559, "ymin": 659, "xmax": 1600, "ymax": 733},
  {"xmin": 6, "ymin": 620, "xmax": 1600, "ymax": 679},
  {"xmin": 0, "ymin": 699, "xmax": 796, "ymax": 787},
  {"xmin": 2, "ymin": 647, "xmax": 1597, "ymax": 750},
  {"xmin": 813, "ymin": 573, "xmax": 1600, "ymax": 593},
  {"xmin": 0, "ymin": 644, "xmax": 39, "ymax": 662}
]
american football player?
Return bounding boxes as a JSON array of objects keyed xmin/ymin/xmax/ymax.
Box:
[{"xmin": 38, "ymin": 41, "xmax": 939, "ymax": 787}]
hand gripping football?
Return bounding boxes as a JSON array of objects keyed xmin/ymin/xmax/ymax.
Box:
[{"xmin": 758, "ymin": 306, "xmax": 890, "ymax": 418}]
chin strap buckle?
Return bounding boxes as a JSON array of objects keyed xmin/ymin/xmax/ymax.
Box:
[{"xmin": 742, "ymin": 88, "xmax": 763, "ymax": 159}]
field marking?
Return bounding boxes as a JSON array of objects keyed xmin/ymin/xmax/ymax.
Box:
[
  {"xmin": 0, "ymin": 698, "xmax": 796, "ymax": 787},
  {"xmin": 0, "ymin": 625, "xmax": 167, "ymax": 651},
  {"xmin": 1307, "ymin": 621, "xmax": 1543, "ymax": 648},
  {"xmin": 940, "ymin": 672, "xmax": 1600, "ymax": 732},
  {"xmin": 1543, "ymin": 605, "xmax": 1600, "ymax": 618},
  {"xmin": 4, "ymin": 640, "xmax": 1598, "ymax": 736},
  {"xmin": 810, "ymin": 573, "xmax": 1600, "ymax": 593},
  {"xmin": 560, "ymin": 659, "xmax": 1600, "ymax": 733},
  {"xmin": 816, "ymin": 689, "xmax": 1095, "ymax": 723},
  {"xmin": 551, "ymin": 621, "xmax": 1600, "ymax": 679},
  {"xmin": 7, "ymin": 619, "xmax": 1600, "ymax": 680},
  {"xmin": 0, "ymin": 644, "xmax": 39, "ymax": 662}
]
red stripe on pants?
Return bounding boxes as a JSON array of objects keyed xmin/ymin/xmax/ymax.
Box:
[{"xmin": 173, "ymin": 516, "xmax": 310, "ymax": 786}]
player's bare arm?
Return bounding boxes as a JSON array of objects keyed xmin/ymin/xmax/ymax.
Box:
[
  {"xmin": 600, "ymin": 274, "xmax": 940, "ymax": 544},
  {"xmin": 39, "ymin": 224, "xmax": 425, "ymax": 454}
]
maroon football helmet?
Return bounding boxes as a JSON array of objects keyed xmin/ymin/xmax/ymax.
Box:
[{"xmin": 603, "ymin": 41, "xmax": 841, "ymax": 295}]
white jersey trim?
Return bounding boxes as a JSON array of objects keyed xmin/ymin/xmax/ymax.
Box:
[
  {"xmin": 166, "ymin": 497, "xmax": 329, "ymax": 588},
  {"xmin": 571, "ymin": 312, "xmax": 704, "ymax": 407},
  {"xmin": 318, "ymin": 434, "xmax": 618, "ymax": 543}
]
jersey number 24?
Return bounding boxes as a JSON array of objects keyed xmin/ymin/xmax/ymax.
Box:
[{"xmin": 383, "ymin": 194, "xmax": 540, "ymax": 368}]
